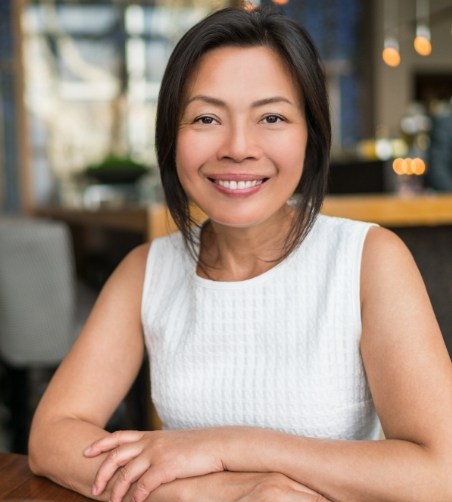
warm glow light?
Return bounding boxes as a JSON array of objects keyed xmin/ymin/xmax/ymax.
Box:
[
  {"xmin": 414, "ymin": 35, "xmax": 432, "ymax": 55},
  {"xmin": 383, "ymin": 0, "xmax": 400, "ymax": 68},
  {"xmin": 412, "ymin": 158, "xmax": 426, "ymax": 175},
  {"xmin": 415, "ymin": 1, "xmax": 432, "ymax": 56},
  {"xmin": 402, "ymin": 158, "xmax": 411, "ymax": 175},
  {"xmin": 382, "ymin": 47, "xmax": 400, "ymax": 67},
  {"xmin": 393, "ymin": 157, "xmax": 426, "ymax": 176},
  {"xmin": 393, "ymin": 158, "xmax": 405, "ymax": 175},
  {"xmin": 272, "ymin": 0, "xmax": 289, "ymax": 4}
]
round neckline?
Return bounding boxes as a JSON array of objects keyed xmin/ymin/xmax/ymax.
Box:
[
  {"xmin": 190, "ymin": 218, "xmax": 318, "ymax": 290},
  {"xmin": 193, "ymin": 252, "xmax": 294, "ymax": 289}
]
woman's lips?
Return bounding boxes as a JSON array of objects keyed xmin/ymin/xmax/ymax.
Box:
[{"xmin": 208, "ymin": 176, "xmax": 268, "ymax": 195}]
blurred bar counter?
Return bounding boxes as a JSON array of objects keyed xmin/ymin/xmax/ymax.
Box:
[
  {"xmin": 321, "ymin": 193, "xmax": 452, "ymax": 226},
  {"xmin": 37, "ymin": 192, "xmax": 452, "ymax": 238}
]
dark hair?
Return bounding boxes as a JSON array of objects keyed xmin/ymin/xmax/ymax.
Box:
[{"xmin": 155, "ymin": 7, "xmax": 331, "ymax": 260}]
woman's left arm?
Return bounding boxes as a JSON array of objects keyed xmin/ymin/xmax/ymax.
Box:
[{"xmin": 88, "ymin": 227, "xmax": 452, "ymax": 502}]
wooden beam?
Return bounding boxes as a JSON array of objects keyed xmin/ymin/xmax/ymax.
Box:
[{"xmin": 12, "ymin": 0, "xmax": 33, "ymax": 213}]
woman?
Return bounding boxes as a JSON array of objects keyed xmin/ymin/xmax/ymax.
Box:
[{"xmin": 29, "ymin": 7, "xmax": 452, "ymax": 501}]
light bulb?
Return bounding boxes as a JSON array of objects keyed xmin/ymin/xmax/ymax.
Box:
[
  {"xmin": 414, "ymin": 25, "xmax": 432, "ymax": 55},
  {"xmin": 382, "ymin": 37, "xmax": 401, "ymax": 67},
  {"xmin": 412, "ymin": 158, "xmax": 426, "ymax": 175},
  {"xmin": 414, "ymin": 36, "xmax": 432, "ymax": 55}
]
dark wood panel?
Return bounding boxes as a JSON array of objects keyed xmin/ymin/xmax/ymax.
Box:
[{"xmin": 0, "ymin": 453, "xmax": 91, "ymax": 501}]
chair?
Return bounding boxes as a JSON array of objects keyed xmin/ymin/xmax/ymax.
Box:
[{"xmin": 0, "ymin": 217, "xmax": 96, "ymax": 452}]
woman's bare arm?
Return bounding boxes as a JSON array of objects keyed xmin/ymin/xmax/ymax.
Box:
[{"xmin": 28, "ymin": 244, "xmax": 150, "ymax": 500}]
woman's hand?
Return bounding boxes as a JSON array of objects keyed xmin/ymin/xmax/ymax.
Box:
[
  {"xmin": 145, "ymin": 472, "xmax": 330, "ymax": 502},
  {"xmin": 84, "ymin": 429, "xmax": 226, "ymax": 502},
  {"xmin": 233, "ymin": 473, "xmax": 330, "ymax": 502}
]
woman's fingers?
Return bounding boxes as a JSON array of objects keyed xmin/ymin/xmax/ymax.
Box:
[
  {"xmin": 108, "ymin": 457, "xmax": 154, "ymax": 502},
  {"xmin": 91, "ymin": 441, "xmax": 144, "ymax": 496},
  {"xmin": 130, "ymin": 467, "xmax": 176, "ymax": 502},
  {"xmin": 84, "ymin": 430, "xmax": 144, "ymax": 457},
  {"xmin": 109, "ymin": 460, "xmax": 175, "ymax": 502},
  {"xmin": 88, "ymin": 428, "xmax": 226, "ymax": 500}
]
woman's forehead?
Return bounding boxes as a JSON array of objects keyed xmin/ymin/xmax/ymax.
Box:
[{"xmin": 181, "ymin": 45, "xmax": 303, "ymax": 107}]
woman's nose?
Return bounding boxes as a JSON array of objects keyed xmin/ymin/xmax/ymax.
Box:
[{"xmin": 217, "ymin": 123, "xmax": 262, "ymax": 162}]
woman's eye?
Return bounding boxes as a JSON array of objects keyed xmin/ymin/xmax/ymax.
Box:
[
  {"xmin": 263, "ymin": 114, "xmax": 283, "ymax": 124},
  {"xmin": 194, "ymin": 116, "xmax": 217, "ymax": 125}
]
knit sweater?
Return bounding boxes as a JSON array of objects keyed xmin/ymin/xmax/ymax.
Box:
[{"xmin": 141, "ymin": 215, "xmax": 381, "ymax": 440}]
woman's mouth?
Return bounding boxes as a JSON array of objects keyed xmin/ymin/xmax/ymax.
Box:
[{"xmin": 215, "ymin": 179, "xmax": 265, "ymax": 190}]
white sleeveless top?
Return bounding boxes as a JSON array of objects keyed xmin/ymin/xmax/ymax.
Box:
[{"xmin": 141, "ymin": 215, "xmax": 381, "ymax": 440}]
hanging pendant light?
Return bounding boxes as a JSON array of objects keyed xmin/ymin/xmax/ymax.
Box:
[
  {"xmin": 414, "ymin": 0, "xmax": 432, "ymax": 56},
  {"xmin": 383, "ymin": 37, "xmax": 401, "ymax": 67},
  {"xmin": 382, "ymin": 0, "xmax": 401, "ymax": 67}
]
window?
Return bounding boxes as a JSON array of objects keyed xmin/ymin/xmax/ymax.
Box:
[{"xmin": 22, "ymin": 1, "xmax": 228, "ymax": 205}]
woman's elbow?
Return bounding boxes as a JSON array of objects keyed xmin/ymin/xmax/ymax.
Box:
[{"xmin": 28, "ymin": 422, "xmax": 47, "ymax": 476}]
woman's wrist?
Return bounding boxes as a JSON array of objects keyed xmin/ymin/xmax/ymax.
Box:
[{"xmin": 219, "ymin": 426, "xmax": 273, "ymax": 473}]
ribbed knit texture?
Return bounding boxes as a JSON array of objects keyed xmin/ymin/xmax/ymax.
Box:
[{"xmin": 142, "ymin": 215, "xmax": 381, "ymax": 440}]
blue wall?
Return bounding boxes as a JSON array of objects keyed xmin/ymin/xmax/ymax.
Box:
[
  {"xmin": 0, "ymin": 0, "xmax": 20, "ymax": 212},
  {"xmin": 262, "ymin": 0, "xmax": 363, "ymax": 148}
]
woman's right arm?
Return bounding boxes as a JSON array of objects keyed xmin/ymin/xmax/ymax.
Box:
[{"xmin": 28, "ymin": 243, "xmax": 150, "ymax": 500}]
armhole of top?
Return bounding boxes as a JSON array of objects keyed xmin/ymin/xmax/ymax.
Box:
[
  {"xmin": 140, "ymin": 239, "xmax": 160, "ymax": 321},
  {"xmin": 353, "ymin": 223, "xmax": 378, "ymax": 332}
]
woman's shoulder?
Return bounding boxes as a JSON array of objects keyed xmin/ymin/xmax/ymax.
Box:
[
  {"xmin": 361, "ymin": 225, "xmax": 415, "ymax": 277},
  {"xmin": 315, "ymin": 214, "xmax": 376, "ymax": 233},
  {"xmin": 313, "ymin": 217, "xmax": 413, "ymax": 286},
  {"xmin": 360, "ymin": 225, "xmax": 424, "ymax": 319},
  {"xmin": 106, "ymin": 243, "xmax": 151, "ymax": 291},
  {"xmin": 309, "ymin": 214, "xmax": 377, "ymax": 249}
]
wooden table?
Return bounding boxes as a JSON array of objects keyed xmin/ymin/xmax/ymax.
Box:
[
  {"xmin": 36, "ymin": 193, "xmax": 452, "ymax": 242},
  {"xmin": 0, "ymin": 452, "xmax": 90, "ymax": 501}
]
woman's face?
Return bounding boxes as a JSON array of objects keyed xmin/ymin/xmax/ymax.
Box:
[{"xmin": 176, "ymin": 45, "xmax": 308, "ymax": 230}]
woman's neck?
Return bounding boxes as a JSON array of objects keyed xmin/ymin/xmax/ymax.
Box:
[{"xmin": 197, "ymin": 204, "xmax": 295, "ymax": 281}]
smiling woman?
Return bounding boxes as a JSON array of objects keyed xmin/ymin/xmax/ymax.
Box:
[
  {"xmin": 156, "ymin": 7, "xmax": 331, "ymax": 265},
  {"xmin": 28, "ymin": 6, "xmax": 452, "ymax": 502},
  {"xmin": 176, "ymin": 45, "xmax": 307, "ymax": 236}
]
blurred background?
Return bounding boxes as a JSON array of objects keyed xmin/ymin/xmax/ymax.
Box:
[
  {"xmin": 1, "ymin": 0, "xmax": 452, "ymax": 211},
  {"xmin": 0, "ymin": 0, "xmax": 452, "ymax": 453}
]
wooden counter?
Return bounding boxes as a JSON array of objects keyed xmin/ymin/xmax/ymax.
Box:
[
  {"xmin": 37, "ymin": 193, "xmax": 452, "ymax": 242},
  {"xmin": 37, "ymin": 205, "xmax": 149, "ymax": 235},
  {"xmin": 321, "ymin": 193, "xmax": 452, "ymax": 227},
  {"xmin": 150, "ymin": 193, "xmax": 452, "ymax": 236}
]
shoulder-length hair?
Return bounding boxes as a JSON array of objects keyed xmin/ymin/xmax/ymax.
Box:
[{"xmin": 155, "ymin": 7, "xmax": 331, "ymax": 260}]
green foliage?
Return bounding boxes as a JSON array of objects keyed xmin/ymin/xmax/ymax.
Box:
[{"xmin": 84, "ymin": 155, "xmax": 150, "ymax": 184}]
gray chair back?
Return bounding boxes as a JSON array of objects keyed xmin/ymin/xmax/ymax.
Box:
[{"xmin": 0, "ymin": 217, "xmax": 75, "ymax": 366}]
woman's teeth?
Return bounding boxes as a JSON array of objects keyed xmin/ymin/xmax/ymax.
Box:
[{"xmin": 216, "ymin": 179, "xmax": 263, "ymax": 190}]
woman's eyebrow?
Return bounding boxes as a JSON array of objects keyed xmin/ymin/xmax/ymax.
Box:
[
  {"xmin": 252, "ymin": 96, "xmax": 294, "ymax": 107},
  {"xmin": 186, "ymin": 95, "xmax": 225, "ymax": 107},
  {"xmin": 185, "ymin": 95, "xmax": 295, "ymax": 107}
]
